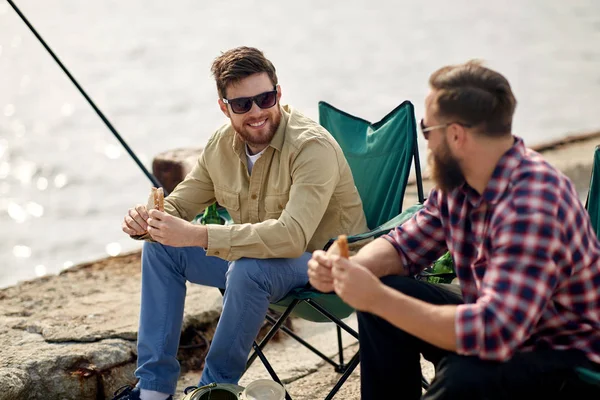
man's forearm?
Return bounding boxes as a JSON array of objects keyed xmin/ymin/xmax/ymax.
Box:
[
  {"xmin": 371, "ymin": 283, "xmax": 458, "ymax": 351},
  {"xmin": 351, "ymin": 237, "xmax": 408, "ymax": 277}
]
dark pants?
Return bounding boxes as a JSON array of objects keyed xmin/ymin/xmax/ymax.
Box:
[{"xmin": 357, "ymin": 276, "xmax": 600, "ymax": 400}]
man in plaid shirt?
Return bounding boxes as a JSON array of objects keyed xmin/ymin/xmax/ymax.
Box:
[{"xmin": 308, "ymin": 61, "xmax": 600, "ymax": 399}]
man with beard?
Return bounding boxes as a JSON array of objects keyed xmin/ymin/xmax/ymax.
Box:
[
  {"xmin": 116, "ymin": 46, "xmax": 367, "ymax": 400},
  {"xmin": 308, "ymin": 60, "xmax": 600, "ymax": 399}
]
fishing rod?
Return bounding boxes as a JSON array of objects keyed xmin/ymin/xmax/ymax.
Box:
[{"xmin": 6, "ymin": 0, "xmax": 166, "ymax": 193}]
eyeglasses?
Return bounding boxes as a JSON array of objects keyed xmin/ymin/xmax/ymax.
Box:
[
  {"xmin": 419, "ymin": 118, "xmax": 472, "ymax": 140},
  {"xmin": 222, "ymin": 87, "xmax": 278, "ymax": 114}
]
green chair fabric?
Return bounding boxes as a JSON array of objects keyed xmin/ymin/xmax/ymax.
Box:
[
  {"xmin": 253, "ymin": 101, "xmax": 426, "ymax": 396},
  {"xmin": 319, "ymin": 100, "xmax": 421, "ymax": 229},
  {"xmin": 585, "ymin": 145, "xmax": 600, "ymax": 234},
  {"xmin": 576, "ymin": 366, "xmax": 600, "ymax": 387},
  {"xmin": 269, "ymin": 102, "xmax": 424, "ymax": 322},
  {"xmin": 342, "ymin": 203, "xmax": 424, "ymax": 244},
  {"xmin": 578, "ymin": 146, "xmax": 600, "ymax": 387},
  {"xmin": 269, "ymin": 289, "xmax": 351, "ymax": 323},
  {"xmin": 270, "ymin": 204, "xmax": 424, "ymax": 322}
]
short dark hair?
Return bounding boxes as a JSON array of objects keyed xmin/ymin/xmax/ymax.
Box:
[
  {"xmin": 429, "ymin": 60, "xmax": 517, "ymax": 136},
  {"xmin": 211, "ymin": 46, "xmax": 278, "ymax": 99}
]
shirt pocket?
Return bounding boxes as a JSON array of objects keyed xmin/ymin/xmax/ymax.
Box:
[
  {"xmin": 264, "ymin": 192, "xmax": 289, "ymax": 220},
  {"xmin": 215, "ymin": 189, "xmax": 241, "ymax": 223}
]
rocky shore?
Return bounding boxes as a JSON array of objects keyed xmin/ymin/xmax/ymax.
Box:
[{"xmin": 1, "ymin": 132, "xmax": 598, "ymax": 400}]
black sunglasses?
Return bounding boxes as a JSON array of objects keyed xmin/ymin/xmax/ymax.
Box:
[
  {"xmin": 222, "ymin": 87, "xmax": 278, "ymax": 114},
  {"xmin": 419, "ymin": 118, "xmax": 472, "ymax": 140}
]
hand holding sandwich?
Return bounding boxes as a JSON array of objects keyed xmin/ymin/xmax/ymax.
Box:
[
  {"xmin": 308, "ymin": 234, "xmax": 385, "ymax": 312},
  {"xmin": 122, "ymin": 187, "xmax": 164, "ymax": 236},
  {"xmin": 122, "ymin": 205, "xmax": 150, "ymax": 236},
  {"xmin": 122, "ymin": 187, "xmax": 208, "ymax": 248},
  {"xmin": 307, "ymin": 235, "xmax": 349, "ymax": 293},
  {"xmin": 146, "ymin": 209, "xmax": 206, "ymax": 247},
  {"xmin": 331, "ymin": 253, "xmax": 384, "ymax": 313}
]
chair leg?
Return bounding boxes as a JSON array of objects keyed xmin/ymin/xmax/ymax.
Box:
[
  {"xmin": 305, "ymin": 299, "xmax": 359, "ymax": 339},
  {"xmin": 336, "ymin": 325, "xmax": 345, "ymax": 372},
  {"xmin": 264, "ymin": 312, "xmax": 341, "ymax": 370},
  {"xmin": 245, "ymin": 299, "xmax": 301, "ymax": 371},
  {"xmin": 251, "ymin": 341, "xmax": 293, "ymax": 400},
  {"xmin": 324, "ymin": 351, "xmax": 360, "ymax": 400},
  {"xmin": 239, "ymin": 294, "xmax": 365, "ymax": 400}
]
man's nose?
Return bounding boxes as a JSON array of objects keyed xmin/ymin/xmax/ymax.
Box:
[{"xmin": 247, "ymin": 100, "xmax": 261, "ymax": 115}]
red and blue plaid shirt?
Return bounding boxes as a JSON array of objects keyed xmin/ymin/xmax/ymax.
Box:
[{"xmin": 385, "ymin": 137, "xmax": 600, "ymax": 363}]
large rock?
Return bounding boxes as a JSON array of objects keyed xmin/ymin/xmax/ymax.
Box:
[
  {"xmin": 0, "ymin": 251, "xmax": 223, "ymax": 399},
  {"xmin": 0, "ymin": 327, "xmax": 136, "ymax": 399},
  {"xmin": 152, "ymin": 147, "xmax": 203, "ymax": 194}
]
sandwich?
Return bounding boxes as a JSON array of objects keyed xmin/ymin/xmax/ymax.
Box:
[
  {"xmin": 146, "ymin": 187, "xmax": 165, "ymax": 212},
  {"xmin": 326, "ymin": 234, "xmax": 349, "ymax": 258}
]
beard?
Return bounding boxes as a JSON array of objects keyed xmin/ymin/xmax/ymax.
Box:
[
  {"xmin": 429, "ymin": 137, "xmax": 465, "ymax": 194},
  {"xmin": 232, "ymin": 107, "xmax": 282, "ymax": 147}
]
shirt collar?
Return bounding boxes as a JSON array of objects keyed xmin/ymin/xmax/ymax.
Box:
[{"xmin": 463, "ymin": 136, "xmax": 525, "ymax": 207}]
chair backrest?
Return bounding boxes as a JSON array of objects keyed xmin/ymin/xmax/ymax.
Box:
[
  {"xmin": 585, "ymin": 145, "xmax": 600, "ymax": 235},
  {"xmin": 319, "ymin": 100, "xmax": 424, "ymax": 230},
  {"xmin": 575, "ymin": 148, "xmax": 600, "ymax": 388}
]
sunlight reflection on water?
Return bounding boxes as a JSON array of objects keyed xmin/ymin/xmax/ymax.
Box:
[
  {"xmin": 4, "ymin": 103, "xmax": 14, "ymax": 117},
  {"xmin": 105, "ymin": 242, "xmax": 122, "ymax": 257},
  {"xmin": 34, "ymin": 264, "xmax": 46, "ymax": 277},
  {"xmin": 36, "ymin": 177, "xmax": 48, "ymax": 191},
  {"xmin": 25, "ymin": 201, "xmax": 44, "ymax": 217},
  {"xmin": 53, "ymin": 173, "xmax": 68, "ymax": 188},
  {"xmin": 8, "ymin": 202, "xmax": 26, "ymax": 223},
  {"xmin": 13, "ymin": 245, "xmax": 31, "ymax": 258}
]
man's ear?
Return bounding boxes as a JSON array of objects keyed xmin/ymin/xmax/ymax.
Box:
[
  {"xmin": 448, "ymin": 124, "xmax": 468, "ymax": 155},
  {"xmin": 276, "ymin": 85, "xmax": 282, "ymax": 103},
  {"xmin": 218, "ymin": 99, "xmax": 230, "ymax": 118}
]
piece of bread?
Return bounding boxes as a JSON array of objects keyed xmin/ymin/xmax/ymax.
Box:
[
  {"xmin": 155, "ymin": 187, "xmax": 164, "ymax": 212},
  {"xmin": 146, "ymin": 187, "xmax": 165, "ymax": 212},
  {"xmin": 326, "ymin": 234, "xmax": 349, "ymax": 258}
]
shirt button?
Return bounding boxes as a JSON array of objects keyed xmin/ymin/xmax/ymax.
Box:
[
  {"xmin": 214, "ymin": 251, "xmax": 220, "ymax": 256},
  {"xmin": 278, "ymin": 204, "xmax": 284, "ymax": 210},
  {"xmin": 251, "ymin": 194, "xmax": 257, "ymax": 200}
]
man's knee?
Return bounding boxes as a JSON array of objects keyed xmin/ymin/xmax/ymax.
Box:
[
  {"xmin": 141, "ymin": 241, "xmax": 166, "ymax": 267},
  {"xmin": 141, "ymin": 241, "xmax": 185, "ymax": 276},
  {"xmin": 426, "ymin": 354, "xmax": 492, "ymax": 399},
  {"xmin": 226, "ymin": 258, "xmax": 269, "ymax": 291},
  {"xmin": 142, "ymin": 240, "xmax": 161, "ymax": 254}
]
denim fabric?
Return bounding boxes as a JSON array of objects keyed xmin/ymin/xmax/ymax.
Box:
[{"xmin": 135, "ymin": 241, "xmax": 310, "ymax": 394}]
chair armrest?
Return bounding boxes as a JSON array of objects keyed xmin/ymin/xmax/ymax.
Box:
[
  {"xmin": 324, "ymin": 203, "xmax": 424, "ymax": 250},
  {"xmin": 576, "ymin": 367, "xmax": 600, "ymax": 386}
]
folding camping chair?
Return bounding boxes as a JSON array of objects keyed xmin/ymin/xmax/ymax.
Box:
[
  {"xmin": 240, "ymin": 100, "xmax": 426, "ymax": 400},
  {"xmin": 585, "ymin": 145, "xmax": 600, "ymax": 234},
  {"xmin": 578, "ymin": 145, "xmax": 600, "ymax": 387}
]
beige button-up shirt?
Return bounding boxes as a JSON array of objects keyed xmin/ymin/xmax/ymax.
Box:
[{"xmin": 153, "ymin": 105, "xmax": 368, "ymax": 260}]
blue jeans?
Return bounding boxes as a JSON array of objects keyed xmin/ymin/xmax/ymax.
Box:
[{"xmin": 135, "ymin": 241, "xmax": 310, "ymax": 394}]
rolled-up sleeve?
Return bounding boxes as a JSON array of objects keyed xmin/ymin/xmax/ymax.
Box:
[
  {"xmin": 162, "ymin": 150, "xmax": 216, "ymax": 221},
  {"xmin": 383, "ymin": 190, "xmax": 447, "ymax": 275},
  {"xmin": 206, "ymin": 138, "xmax": 340, "ymax": 260},
  {"xmin": 455, "ymin": 211, "xmax": 562, "ymax": 360}
]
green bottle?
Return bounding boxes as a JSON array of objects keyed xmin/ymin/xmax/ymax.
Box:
[
  {"xmin": 200, "ymin": 203, "xmax": 225, "ymax": 225},
  {"xmin": 423, "ymin": 251, "xmax": 456, "ymax": 284}
]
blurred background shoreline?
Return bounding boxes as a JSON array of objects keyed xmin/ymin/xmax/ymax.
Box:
[{"xmin": 1, "ymin": 0, "xmax": 599, "ymax": 288}]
